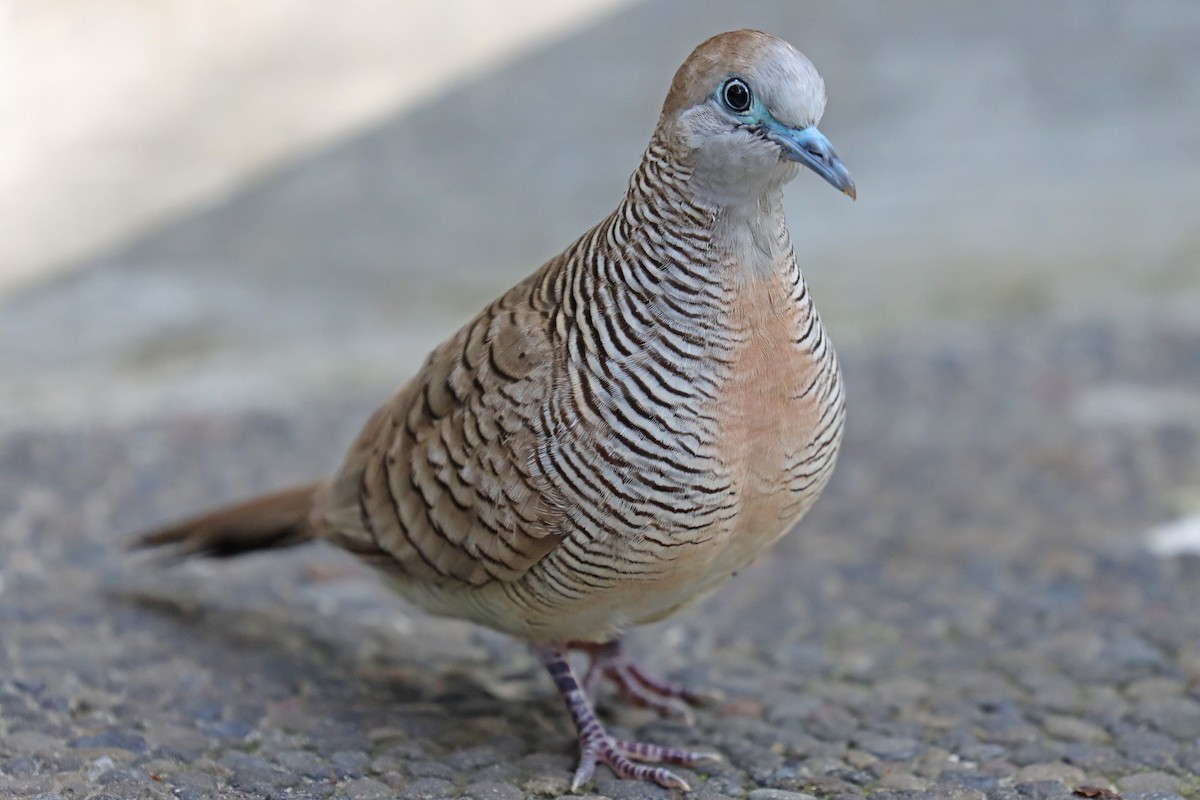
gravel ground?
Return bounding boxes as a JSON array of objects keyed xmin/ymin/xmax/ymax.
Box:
[{"xmin": 4, "ymin": 315, "xmax": 1200, "ymax": 800}]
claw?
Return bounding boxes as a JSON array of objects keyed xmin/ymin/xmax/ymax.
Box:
[{"xmin": 571, "ymin": 742, "xmax": 692, "ymax": 792}]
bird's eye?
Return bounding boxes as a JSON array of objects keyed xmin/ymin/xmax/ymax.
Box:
[{"xmin": 721, "ymin": 78, "xmax": 752, "ymax": 113}]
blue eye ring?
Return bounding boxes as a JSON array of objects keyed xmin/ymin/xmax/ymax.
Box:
[{"xmin": 721, "ymin": 78, "xmax": 752, "ymax": 113}]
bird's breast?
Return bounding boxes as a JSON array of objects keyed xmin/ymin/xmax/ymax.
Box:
[
  {"xmin": 702, "ymin": 271, "xmax": 842, "ymax": 575},
  {"xmin": 579, "ymin": 270, "xmax": 843, "ymax": 636}
]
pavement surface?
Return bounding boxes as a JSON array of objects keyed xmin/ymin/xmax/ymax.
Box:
[
  {"xmin": 4, "ymin": 3, "xmax": 1200, "ymax": 799},
  {"xmin": 5, "ymin": 314, "xmax": 1200, "ymax": 800}
]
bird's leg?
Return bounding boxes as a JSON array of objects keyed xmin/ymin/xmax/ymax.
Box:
[
  {"xmin": 539, "ymin": 645, "xmax": 719, "ymax": 791},
  {"xmin": 574, "ymin": 639, "xmax": 721, "ymax": 724}
]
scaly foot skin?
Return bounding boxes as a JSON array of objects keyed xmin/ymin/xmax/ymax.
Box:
[
  {"xmin": 541, "ymin": 646, "xmax": 721, "ymax": 791},
  {"xmin": 575, "ymin": 639, "xmax": 724, "ymax": 724}
]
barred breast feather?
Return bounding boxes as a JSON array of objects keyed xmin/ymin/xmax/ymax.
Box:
[{"xmin": 318, "ymin": 131, "xmax": 845, "ymax": 643}]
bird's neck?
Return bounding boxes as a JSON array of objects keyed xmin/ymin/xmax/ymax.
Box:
[
  {"xmin": 709, "ymin": 189, "xmax": 792, "ymax": 281},
  {"xmin": 571, "ymin": 139, "xmax": 808, "ymax": 357},
  {"xmin": 622, "ymin": 134, "xmax": 796, "ymax": 287}
]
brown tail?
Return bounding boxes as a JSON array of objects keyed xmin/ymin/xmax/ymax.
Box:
[{"xmin": 130, "ymin": 482, "xmax": 322, "ymax": 559}]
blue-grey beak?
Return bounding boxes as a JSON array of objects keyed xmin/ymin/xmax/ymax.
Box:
[{"xmin": 766, "ymin": 123, "xmax": 856, "ymax": 200}]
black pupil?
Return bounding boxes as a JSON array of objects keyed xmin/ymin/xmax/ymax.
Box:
[{"xmin": 724, "ymin": 80, "xmax": 750, "ymax": 112}]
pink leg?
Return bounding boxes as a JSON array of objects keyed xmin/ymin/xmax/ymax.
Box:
[
  {"xmin": 575, "ymin": 639, "xmax": 722, "ymax": 724},
  {"xmin": 540, "ymin": 646, "xmax": 720, "ymax": 791}
]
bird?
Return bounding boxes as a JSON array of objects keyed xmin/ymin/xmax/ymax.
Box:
[{"xmin": 133, "ymin": 29, "xmax": 854, "ymax": 791}]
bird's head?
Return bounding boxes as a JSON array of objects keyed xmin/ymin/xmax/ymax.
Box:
[{"xmin": 659, "ymin": 30, "xmax": 855, "ymax": 203}]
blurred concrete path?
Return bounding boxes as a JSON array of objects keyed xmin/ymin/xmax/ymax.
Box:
[{"xmin": 2, "ymin": 1, "xmax": 1199, "ymax": 432}]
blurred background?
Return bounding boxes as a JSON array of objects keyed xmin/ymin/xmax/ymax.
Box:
[{"xmin": 2, "ymin": 0, "xmax": 1198, "ymax": 432}]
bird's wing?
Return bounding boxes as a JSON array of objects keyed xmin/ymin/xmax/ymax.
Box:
[{"xmin": 319, "ymin": 273, "xmax": 569, "ymax": 587}]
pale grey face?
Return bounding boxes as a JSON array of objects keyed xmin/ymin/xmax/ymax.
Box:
[{"xmin": 670, "ymin": 37, "xmax": 854, "ymax": 201}]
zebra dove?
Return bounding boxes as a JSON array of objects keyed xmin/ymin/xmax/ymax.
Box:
[{"xmin": 134, "ymin": 29, "xmax": 854, "ymax": 790}]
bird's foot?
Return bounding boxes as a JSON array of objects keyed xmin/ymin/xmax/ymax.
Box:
[
  {"xmin": 541, "ymin": 645, "xmax": 720, "ymax": 791},
  {"xmin": 572, "ymin": 728, "xmax": 720, "ymax": 792},
  {"xmin": 576, "ymin": 639, "xmax": 723, "ymax": 724}
]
